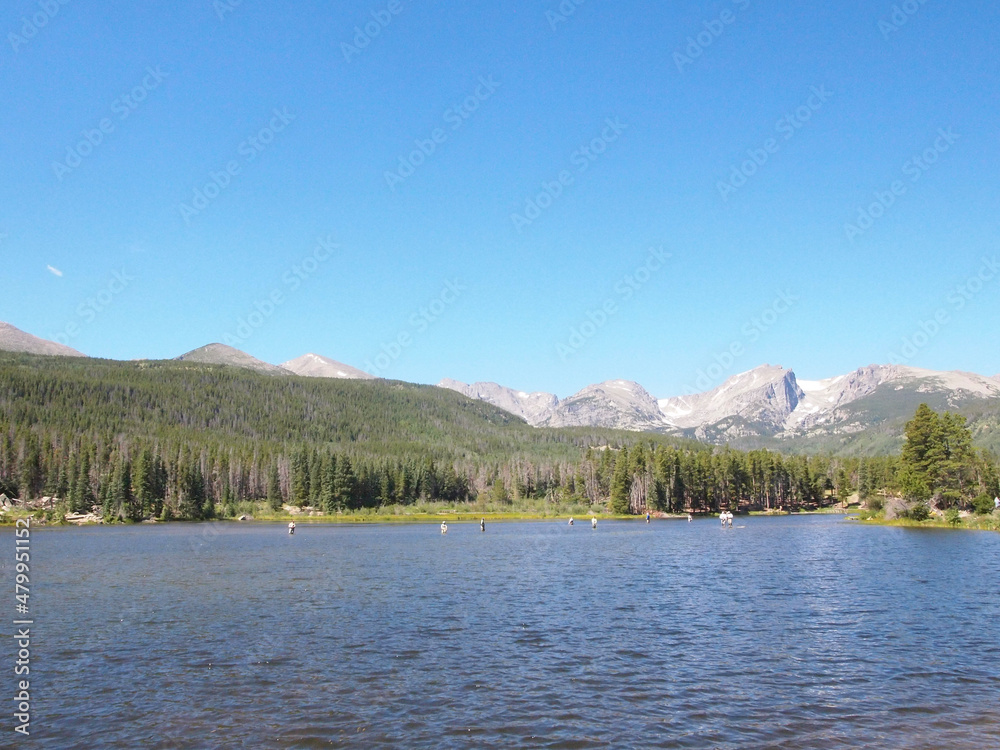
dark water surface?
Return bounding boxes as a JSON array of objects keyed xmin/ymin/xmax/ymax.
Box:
[{"xmin": 8, "ymin": 515, "xmax": 1000, "ymax": 748}]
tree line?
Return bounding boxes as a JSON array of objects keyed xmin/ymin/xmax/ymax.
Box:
[
  {"xmin": 1, "ymin": 353, "xmax": 997, "ymax": 521},
  {"xmin": 6, "ymin": 420, "xmax": 994, "ymax": 522}
]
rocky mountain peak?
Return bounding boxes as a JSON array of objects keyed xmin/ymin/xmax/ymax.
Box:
[
  {"xmin": 281, "ymin": 353, "xmax": 375, "ymax": 380},
  {"xmin": 542, "ymin": 380, "xmax": 667, "ymax": 431},
  {"xmin": 660, "ymin": 365, "xmax": 802, "ymax": 431},
  {"xmin": 437, "ymin": 379, "xmax": 558, "ymax": 425},
  {"xmin": 176, "ymin": 343, "xmax": 291, "ymax": 376},
  {"xmin": 0, "ymin": 321, "xmax": 86, "ymax": 358}
]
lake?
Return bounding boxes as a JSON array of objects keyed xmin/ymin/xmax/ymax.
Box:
[{"xmin": 7, "ymin": 515, "xmax": 1000, "ymax": 748}]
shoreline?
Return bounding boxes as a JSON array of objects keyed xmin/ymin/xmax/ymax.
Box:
[
  {"xmin": 0, "ymin": 508, "xmax": 859, "ymax": 528},
  {"xmin": 858, "ymin": 515, "xmax": 1000, "ymax": 532},
  {"xmin": 2, "ymin": 511, "xmax": 684, "ymax": 527}
]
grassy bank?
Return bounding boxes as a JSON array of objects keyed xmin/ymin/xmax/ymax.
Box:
[
  {"xmin": 747, "ymin": 505, "xmax": 855, "ymax": 516},
  {"xmin": 247, "ymin": 498, "xmax": 621, "ymax": 524},
  {"xmin": 1, "ymin": 499, "xmax": 667, "ymax": 526},
  {"xmin": 857, "ymin": 512, "xmax": 1000, "ymax": 532},
  {"xmin": 1, "ymin": 498, "xmax": 864, "ymax": 527}
]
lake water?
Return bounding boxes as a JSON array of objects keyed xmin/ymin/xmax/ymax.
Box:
[{"xmin": 7, "ymin": 515, "xmax": 1000, "ymax": 748}]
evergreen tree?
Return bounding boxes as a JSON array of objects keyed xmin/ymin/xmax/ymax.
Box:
[
  {"xmin": 334, "ymin": 456, "xmax": 356, "ymax": 511},
  {"xmin": 901, "ymin": 404, "xmax": 978, "ymax": 507},
  {"xmin": 178, "ymin": 463, "xmax": 206, "ymax": 520},
  {"xmin": 937, "ymin": 412, "xmax": 974, "ymax": 506},
  {"xmin": 488, "ymin": 477, "xmax": 509, "ymax": 505},
  {"xmin": 132, "ymin": 449, "xmax": 154, "ymax": 519},
  {"xmin": 19, "ymin": 435, "xmax": 43, "ymax": 501},
  {"xmin": 104, "ymin": 456, "xmax": 132, "ymax": 521},
  {"xmin": 670, "ymin": 453, "xmax": 685, "ymax": 512},
  {"xmin": 309, "ymin": 450, "xmax": 323, "ymax": 507},
  {"xmin": 835, "ymin": 466, "xmax": 851, "ymax": 506},
  {"xmin": 291, "ymin": 449, "xmax": 310, "ymax": 507},
  {"xmin": 609, "ymin": 447, "xmax": 632, "ymax": 514},
  {"xmin": 73, "ymin": 452, "xmax": 95, "ymax": 513},
  {"xmin": 320, "ymin": 454, "xmax": 336, "ymax": 512},
  {"xmin": 267, "ymin": 463, "xmax": 283, "ymax": 511}
]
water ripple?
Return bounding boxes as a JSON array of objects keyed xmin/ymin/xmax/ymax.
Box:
[{"xmin": 15, "ymin": 515, "xmax": 1000, "ymax": 748}]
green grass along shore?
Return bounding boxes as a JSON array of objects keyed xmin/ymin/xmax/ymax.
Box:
[{"xmin": 6, "ymin": 500, "xmax": 997, "ymax": 531}]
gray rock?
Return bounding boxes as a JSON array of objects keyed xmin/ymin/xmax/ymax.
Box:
[{"xmin": 0, "ymin": 321, "xmax": 86, "ymax": 357}]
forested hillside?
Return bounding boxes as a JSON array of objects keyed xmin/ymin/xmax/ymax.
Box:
[{"xmin": 1, "ymin": 353, "xmax": 996, "ymax": 521}]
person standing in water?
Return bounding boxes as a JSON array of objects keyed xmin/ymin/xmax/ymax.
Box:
[
  {"xmin": 288, "ymin": 521, "xmax": 295, "ymax": 535},
  {"xmin": 591, "ymin": 517, "xmax": 597, "ymax": 529},
  {"xmin": 480, "ymin": 518, "xmax": 485, "ymax": 532},
  {"xmin": 645, "ymin": 512, "xmax": 650, "ymax": 524},
  {"xmin": 440, "ymin": 521, "xmax": 448, "ymax": 534}
]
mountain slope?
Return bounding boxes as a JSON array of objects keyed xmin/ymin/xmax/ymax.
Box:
[
  {"xmin": 771, "ymin": 368, "xmax": 1000, "ymax": 452},
  {"xmin": 438, "ymin": 379, "xmax": 669, "ymax": 432},
  {"xmin": 659, "ymin": 364, "xmax": 1000, "ymax": 448},
  {"xmin": 282, "ymin": 353, "xmax": 375, "ymax": 380},
  {"xmin": 176, "ymin": 343, "xmax": 291, "ymax": 376},
  {"xmin": 0, "ymin": 321, "xmax": 86, "ymax": 357},
  {"xmin": 543, "ymin": 380, "xmax": 668, "ymax": 431},
  {"xmin": 659, "ymin": 365, "xmax": 803, "ymax": 439},
  {"xmin": 437, "ymin": 379, "xmax": 558, "ymax": 425},
  {"xmin": 0, "ymin": 351, "xmax": 691, "ymax": 465},
  {"xmin": 791, "ymin": 365, "xmax": 1000, "ymax": 430},
  {"xmin": 442, "ymin": 364, "xmax": 1000, "ymax": 455}
]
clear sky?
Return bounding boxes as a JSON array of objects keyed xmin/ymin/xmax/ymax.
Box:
[{"xmin": 2, "ymin": 0, "xmax": 998, "ymax": 397}]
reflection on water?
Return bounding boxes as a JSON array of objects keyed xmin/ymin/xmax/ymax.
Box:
[{"xmin": 14, "ymin": 515, "xmax": 1000, "ymax": 748}]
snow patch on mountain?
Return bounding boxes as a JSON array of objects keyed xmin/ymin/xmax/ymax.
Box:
[
  {"xmin": 659, "ymin": 365, "xmax": 802, "ymax": 432},
  {"xmin": 282, "ymin": 353, "xmax": 375, "ymax": 380},
  {"xmin": 440, "ymin": 363, "xmax": 1000, "ymax": 442}
]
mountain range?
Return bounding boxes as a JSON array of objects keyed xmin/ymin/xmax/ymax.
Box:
[
  {"xmin": 175, "ymin": 345, "xmax": 374, "ymax": 380},
  {"xmin": 439, "ymin": 365, "xmax": 1000, "ymax": 453},
  {"xmin": 2, "ymin": 320, "xmax": 998, "ymax": 453}
]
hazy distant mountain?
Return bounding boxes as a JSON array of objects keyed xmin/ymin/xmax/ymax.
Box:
[
  {"xmin": 659, "ymin": 364, "xmax": 1000, "ymax": 447},
  {"xmin": 441, "ymin": 363, "xmax": 1000, "ymax": 452},
  {"xmin": 0, "ymin": 321, "xmax": 86, "ymax": 357},
  {"xmin": 438, "ymin": 378, "xmax": 669, "ymax": 432},
  {"xmin": 790, "ymin": 365, "xmax": 1000, "ymax": 428},
  {"xmin": 437, "ymin": 379, "xmax": 558, "ymax": 425},
  {"xmin": 5, "ymin": 315, "xmax": 999, "ymax": 454},
  {"xmin": 282, "ymin": 353, "xmax": 376, "ymax": 380},
  {"xmin": 659, "ymin": 365, "xmax": 803, "ymax": 438},
  {"xmin": 544, "ymin": 380, "xmax": 668, "ymax": 431},
  {"xmin": 176, "ymin": 343, "xmax": 291, "ymax": 376}
]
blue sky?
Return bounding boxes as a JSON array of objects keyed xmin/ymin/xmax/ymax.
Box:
[{"xmin": 2, "ymin": 0, "xmax": 998, "ymax": 397}]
